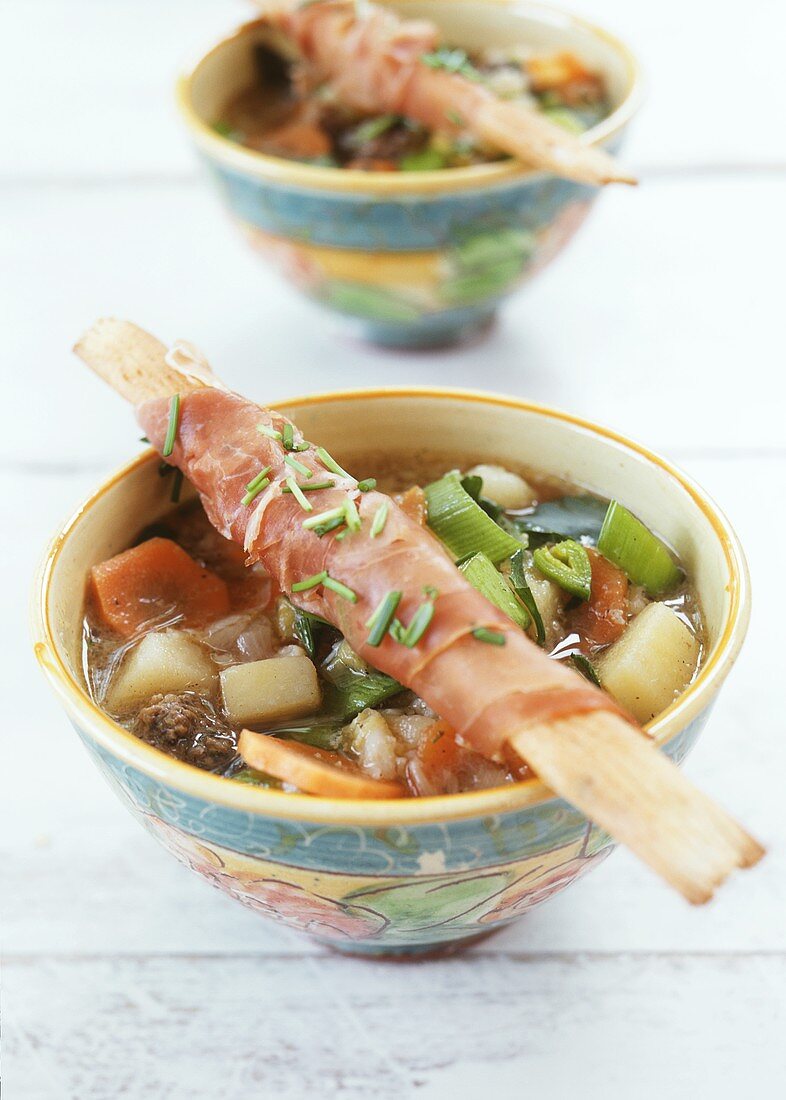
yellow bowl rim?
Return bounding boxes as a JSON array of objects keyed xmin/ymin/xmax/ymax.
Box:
[
  {"xmin": 175, "ymin": 0, "xmax": 644, "ymax": 196},
  {"xmin": 33, "ymin": 387, "xmax": 749, "ymax": 827}
]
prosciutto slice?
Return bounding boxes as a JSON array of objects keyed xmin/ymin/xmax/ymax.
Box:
[{"xmin": 138, "ymin": 388, "xmax": 624, "ymax": 760}]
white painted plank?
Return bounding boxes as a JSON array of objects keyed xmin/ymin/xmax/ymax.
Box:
[
  {"xmin": 3, "ymin": 456, "xmax": 783, "ymax": 957},
  {"xmin": 4, "ymin": 953, "xmax": 786, "ymax": 1099},
  {"xmin": 2, "ymin": 175, "xmax": 785, "ymax": 469},
  {"xmin": 3, "ymin": 1, "xmax": 786, "ymax": 178}
]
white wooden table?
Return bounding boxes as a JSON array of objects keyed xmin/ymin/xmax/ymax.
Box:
[{"xmin": 2, "ymin": 2, "xmax": 785, "ymax": 1095}]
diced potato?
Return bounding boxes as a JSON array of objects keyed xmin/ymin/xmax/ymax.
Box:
[
  {"xmin": 466, "ymin": 464, "xmax": 537, "ymax": 509},
  {"xmin": 597, "ymin": 602, "xmax": 700, "ymax": 724},
  {"xmin": 220, "ymin": 654, "xmax": 321, "ymax": 726},
  {"xmin": 107, "ymin": 630, "xmax": 215, "ymax": 713},
  {"xmin": 347, "ymin": 709, "xmax": 399, "ymax": 781}
]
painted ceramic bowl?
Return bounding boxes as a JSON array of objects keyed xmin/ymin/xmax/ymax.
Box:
[
  {"xmin": 176, "ymin": 2, "xmax": 642, "ymax": 348},
  {"xmin": 33, "ymin": 391, "xmax": 749, "ymax": 957}
]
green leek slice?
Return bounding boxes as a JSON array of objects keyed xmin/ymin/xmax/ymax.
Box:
[
  {"xmin": 532, "ymin": 540, "xmax": 592, "ymax": 600},
  {"xmin": 321, "ymin": 641, "xmax": 400, "ymax": 719},
  {"xmin": 509, "ymin": 549, "xmax": 545, "ymax": 645},
  {"xmin": 459, "ymin": 551, "xmax": 530, "ymax": 630},
  {"xmin": 425, "ymin": 471, "xmax": 522, "ymax": 564},
  {"xmin": 598, "ymin": 501, "xmax": 682, "ymax": 596}
]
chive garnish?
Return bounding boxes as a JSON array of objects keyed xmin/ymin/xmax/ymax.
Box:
[
  {"xmin": 323, "ymin": 576, "xmax": 358, "ymax": 603},
  {"xmin": 241, "ymin": 477, "xmax": 270, "ymax": 506},
  {"xmin": 335, "ymin": 529, "xmax": 350, "ymax": 540},
  {"xmin": 171, "ymin": 468, "xmax": 184, "ymax": 503},
  {"xmin": 246, "ymin": 465, "xmax": 272, "ymax": 492},
  {"xmin": 303, "ymin": 506, "xmax": 346, "ymax": 531},
  {"xmin": 257, "ymin": 423, "xmax": 283, "ymax": 441},
  {"xmin": 284, "ymin": 454, "xmax": 313, "ymax": 478},
  {"xmin": 316, "ymin": 446, "xmax": 350, "ymax": 478},
  {"xmin": 344, "ymin": 496, "xmax": 361, "ymax": 531},
  {"xmin": 400, "ymin": 599, "xmax": 435, "ymax": 647},
  {"xmin": 286, "ymin": 477, "xmax": 313, "ymax": 512},
  {"xmin": 472, "ymin": 627, "xmax": 506, "ymax": 646},
  {"xmin": 366, "ymin": 591, "xmax": 402, "ymax": 647},
  {"xmin": 292, "ymin": 570, "xmax": 328, "ymax": 593},
  {"xmin": 313, "ymin": 516, "xmax": 348, "ymax": 538},
  {"xmin": 281, "ymin": 479, "xmax": 335, "ymax": 494},
  {"xmin": 358, "ymin": 478, "xmax": 377, "ymax": 492},
  {"xmin": 162, "ymin": 394, "xmax": 181, "ymax": 457},
  {"xmin": 370, "ymin": 501, "xmax": 389, "ymax": 538},
  {"xmin": 282, "ymin": 423, "xmax": 295, "ymax": 451},
  {"xmin": 139, "ymin": 435, "xmax": 150, "ymax": 443},
  {"xmin": 293, "ymin": 441, "xmax": 311, "ymax": 452}
]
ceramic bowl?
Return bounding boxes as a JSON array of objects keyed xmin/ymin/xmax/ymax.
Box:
[
  {"xmin": 176, "ymin": 1, "xmax": 642, "ymax": 348},
  {"xmin": 33, "ymin": 390, "xmax": 749, "ymax": 957}
]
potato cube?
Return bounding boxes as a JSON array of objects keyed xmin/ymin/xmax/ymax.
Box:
[
  {"xmin": 107, "ymin": 630, "xmax": 215, "ymax": 714},
  {"xmin": 466, "ymin": 464, "xmax": 537, "ymax": 509},
  {"xmin": 220, "ymin": 654, "xmax": 321, "ymax": 726},
  {"xmin": 597, "ymin": 602, "xmax": 700, "ymax": 724}
]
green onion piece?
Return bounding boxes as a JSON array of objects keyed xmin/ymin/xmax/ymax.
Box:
[
  {"xmin": 286, "ymin": 477, "xmax": 313, "ymax": 512},
  {"xmin": 241, "ymin": 477, "xmax": 270, "ymax": 506},
  {"xmin": 257, "ymin": 423, "xmax": 282, "ymax": 441},
  {"xmin": 315, "ymin": 516, "xmax": 348, "ymax": 538},
  {"xmin": 509, "ymin": 549, "xmax": 545, "ymax": 645},
  {"xmin": 292, "ymin": 570, "xmax": 327, "ymax": 593},
  {"xmin": 303, "ymin": 505, "xmax": 346, "ymax": 531},
  {"xmin": 365, "ymin": 591, "xmax": 402, "ymax": 647},
  {"xmin": 284, "ymin": 454, "xmax": 313, "ymax": 478},
  {"xmin": 459, "ymin": 552, "xmax": 530, "ymax": 630},
  {"xmin": 170, "ymin": 468, "xmax": 184, "ymax": 503},
  {"xmin": 425, "ymin": 471, "xmax": 521, "ymax": 565},
  {"xmin": 282, "ymin": 479, "xmax": 335, "ymax": 493},
  {"xmin": 357, "ymin": 478, "xmax": 377, "ymax": 492},
  {"xmin": 288, "ymin": 602, "xmax": 330, "ymax": 659},
  {"xmin": 472, "ymin": 627, "xmax": 506, "ymax": 646},
  {"xmin": 570, "ymin": 652, "xmax": 601, "ymax": 687},
  {"xmin": 321, "ymin": 640, "xmax": 400, "ymax": 719},
  {"xmin": 293, "ymin": 441, "xmax": 311, "ymax": 452},
  {"xmin": 399, "ymin": 598, "xmax": 436, "ymax": 648},
  {"xmin": 323, "ymin": 575, "xmax": 357, "ymax": 603},
  {"xmin": 315, "ymin": 446, "xmax": 350, "ymax": 478},
  {"xmin": 162, "ymin": 394, "xmax": 181, "ymax": 457},
  {"xmin": 335, "ymin": 529, "xmax": 350, "ymax": 541},
  {"xmin": 282, "ymin": 422, "xmax": 295, "ymax": 451},
  {"xmin": 246, "ymin": 465, "xmax": 272, "ymax": 492},
  {"xmin": 344, "ymin": 497, "xmax": 361, "ymax": 531},
  {"xmin": 139, "ymin": 435, "xmax": 150, "ymax": 443},
  {"xmin": 532, "ymin": 540, "xmax": 592, "ymax": 600},
  {"xmin": 597, "ymin": 501, "xmax": 683, "ymax": 596},
  {"xmin": 370, "ymin": 501, "xmax": 389, "ymax": 538}
]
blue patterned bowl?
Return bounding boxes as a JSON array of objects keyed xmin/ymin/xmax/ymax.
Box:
[
  {"xmin": 176, "ymin": 2, "xmax": 642, "ymax": 347},
  {"xmin": 33, "ymin": 391, "xmax": 749, "ymax": 956}
]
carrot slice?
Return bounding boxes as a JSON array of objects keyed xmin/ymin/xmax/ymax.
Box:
[
  {"xmin": 238, "ymin": 730, "xmax": 406, "ymax": 799},
  {"xmin": 89, "ymin": 537, "xmax": 230, "ymax": 637},
  {"xmin": 570, "ymin": 548, "xmax": 629, "ymax": 650}
]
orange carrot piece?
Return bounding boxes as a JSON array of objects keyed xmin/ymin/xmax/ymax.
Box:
[
  {"xmin": 238, "ymin": 730, "xmax": 406, "ymax": 800},
  {"xmin": 570, "ymin": 548, "xmax": 629, "ymax": 650},
  {"xmin": 418, "ymin": 720, "xmax": 461, "ymax": 780},
  {"xmin": 394, "ymin": 486, "xmax": 427, "ymax": 525},
  {"xmin": 89, "ymin": 537, "xmax": 230, "ymax": 637}
]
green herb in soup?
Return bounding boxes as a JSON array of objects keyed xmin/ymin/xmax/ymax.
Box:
[
  {"xmin": 82, "ymin": 453, "xmax": 704, "ymax": 797},
  {"xmin": 213, "ymin": 43, "xmax": 611, "ymax": 172}
]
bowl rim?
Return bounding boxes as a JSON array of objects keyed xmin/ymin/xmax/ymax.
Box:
[
  {"xmin": 175, "ymin": 0, "xmax": 644, "ymax": 196},
  {"xmin": 33, "ymin": 387, "xmax": 750, "ymax": 826}
]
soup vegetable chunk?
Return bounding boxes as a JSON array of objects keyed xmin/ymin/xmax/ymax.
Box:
[{"xmin": 84, "ymin": 454, "xmax": 703, "ymax": 797}]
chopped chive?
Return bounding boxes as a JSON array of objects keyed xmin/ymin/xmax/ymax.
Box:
[
  {"xmin": 335, "ymin": 529, "xmax": 350, "ymax": 540},
  {"xmin": 344, "ymin": 497, "xmax": 361, "ymax": 531},
  {"xmin": 241, "ymin": 477, "xmax": 270, "ymax": 506},
  {"xmin": 400, "ymin": 599, "xmax": 435, "ymax": 648},
  {"xmin": 357, "ymin": 478, "xmax": 377, "ymax": 492},
  {"xmin": 257, "ymin": 423, "xmax": 283, "ymax": 441},
  {"xmin": 246, "ymin": 465, "xmax": 272, "ymax": 492},
  {"xmin": 472, "ymin": 627, "xmax": 506, "ymax": 646},
  {"xmin": 139, "ymin": 435, "xmax": 150, "ymax": 443},
  {"xmin": 162, "ymin": 394, "xmax": 181, "ymax": 457},
  {"xmin": 370, "ymin": 500, "xmax": 389, "ymax": 538},
  {"xmin": 284, "ymin": 454, "xmax": 313, "ymax": 478},
  {"xmin": 313, "ymin": 516, "xmax": 347, "ymax": 538},
  {"xmin": 303, "ymin": 505, "xmax": 346, "ymax": 531},
  {"xmin": 292, "ymin": 570, "xmax": 327, "ymax": 593},
  {"xmin": 316, "ymin": 446, "xmax": 350, "ymax": 478},
  {"xmin": 293, "ymin": 441, "xmax": 311, "ymax": 452},
  {"xmin": 281, "ymin": 479, "xmax": 335, "ymax": 494},
  {"xmin": 171, "ymin": 468, "xmax": 184, "ymax": 503},
  {"xmin": 286, "ymin": 477, "xmax": 313, "ymax": 512},
  {"xmin": 282, "ymin": 422, "xmax": 295, "ymax": 450},
  {"xmin": 323, "ymin": 576, "xmax": 358, "ymax": 603},
  {"xmin": 388, "ymin": 618, "xmax": 405, "ymax": 644},
  {"xmin": 365, "ymin": 591, "xmax": 402, "ymax": 647},
  {"xmin": 423, "ymin": 585, "xmax": 439, "ymax": 599}
]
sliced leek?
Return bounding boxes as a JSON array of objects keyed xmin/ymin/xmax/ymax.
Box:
[
  {"xmin": 459, "ymin": 551, "xmax": 530, "ymax": 630},
  {"xmin": 598, "ymin": 501, "xmax": 682, "ymax": 596},
  {"xmin": 425, "ymin": 471, "xmax": 522, "ymax": 564}
]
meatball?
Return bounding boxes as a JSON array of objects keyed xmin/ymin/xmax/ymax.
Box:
[{"xmin": 134, "ymin": 692, "xmax": 237, "ymax": 772}]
